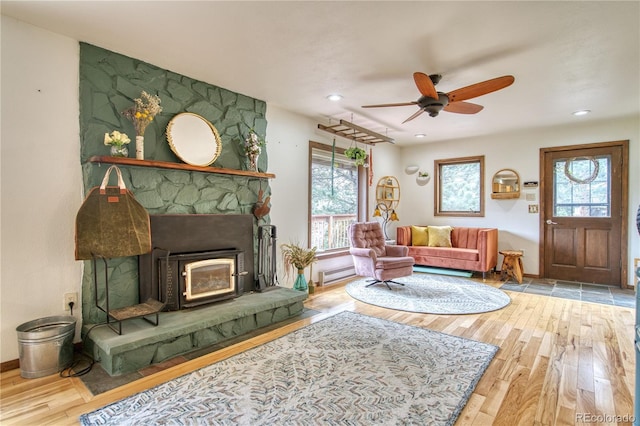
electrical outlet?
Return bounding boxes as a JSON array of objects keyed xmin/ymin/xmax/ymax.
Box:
[{"xmin": 64, "ymin": 292, "xmax": 78, "ymax": 311}]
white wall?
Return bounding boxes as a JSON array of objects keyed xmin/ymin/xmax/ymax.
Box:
[
  {"xmin": 1, "ymin": 16, "xmax": 638, "ymax": 364},
  {"xmin": 1, "ymin": 16, "xmax": 82, "ymax": 363}
]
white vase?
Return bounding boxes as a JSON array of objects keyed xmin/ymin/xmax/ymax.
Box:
[{"xmin": 136, "ymin": 135, "xmax": 144, "ymax": 160}]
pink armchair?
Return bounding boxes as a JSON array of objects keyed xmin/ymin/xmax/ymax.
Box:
[{"xmin": 348, "ymin": 222, "xmax": 415, "ymax": 290}]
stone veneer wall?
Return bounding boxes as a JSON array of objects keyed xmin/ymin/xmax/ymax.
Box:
[{"xmin": 79, "ymin": 43, "xmax": 271, "ymax": 324}]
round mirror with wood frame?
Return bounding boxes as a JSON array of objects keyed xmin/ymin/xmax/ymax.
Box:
[{"xmin": 491, "ymin": 168, "xmax": 520, "ymax": 199}]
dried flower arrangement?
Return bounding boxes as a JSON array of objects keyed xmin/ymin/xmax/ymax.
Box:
[
  {"xmin": 281, "ymin": 242, "xmax": 317, "ymax": 276},
  {"xmin": 122, "ymin": 91, "xmax": 163, "ymax": 136},
  {"xmin": 242, "ymin": 130, "xmax": 266, "ymax": 156}
]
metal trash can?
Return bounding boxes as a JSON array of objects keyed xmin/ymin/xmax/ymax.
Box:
[{"xmin": 16, "ymin": 316, "xmax": 76, "ymax": 378}]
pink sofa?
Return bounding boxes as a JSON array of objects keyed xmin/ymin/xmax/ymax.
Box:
[{"xmin": 396, "ymin": 226, "xmax": 498, "ymax": 275}]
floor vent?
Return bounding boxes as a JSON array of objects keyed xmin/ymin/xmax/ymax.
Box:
[{"xmin": 319, "ymin": 265, "xmax": 356, "ymax": 285}]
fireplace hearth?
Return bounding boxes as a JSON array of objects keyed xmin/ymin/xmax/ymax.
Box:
[{"xmin": 139, "ymin": 214, "xmax": 255, "ymax": 311}]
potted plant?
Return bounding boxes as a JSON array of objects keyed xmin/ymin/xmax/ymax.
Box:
[
  {"xmin": 416, "ymin": 171, "xmax": 430, "ymax": 186},
  {"xmin": 344, "ymin": 146, "xmax": 368, "ymax": 167},
  {"xmin": 281, "ymin": 242, "xmax": 317, "ymax": 292}
]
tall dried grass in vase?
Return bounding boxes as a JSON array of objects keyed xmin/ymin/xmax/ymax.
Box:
[{"xmin": 281, "ymin": 243, "xmax": 317, "ymax": 278}]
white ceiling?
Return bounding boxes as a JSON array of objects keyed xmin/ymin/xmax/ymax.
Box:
[{"xmin": 2, "ymin": 1, "xmax": 639, "ymax": 146}]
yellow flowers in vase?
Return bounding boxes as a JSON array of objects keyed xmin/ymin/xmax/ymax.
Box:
[{"xmin": 122, "ymin": 91, "xmax": 162, "ymax": 160}]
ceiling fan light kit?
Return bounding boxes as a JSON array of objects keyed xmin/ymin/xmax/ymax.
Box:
[{"xmin": 362, "ymin": 72, "xmax": 515, "ymax": 123}]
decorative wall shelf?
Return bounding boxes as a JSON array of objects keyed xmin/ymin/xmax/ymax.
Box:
[
  {"xmin": 491, "ymin": 168, "xmax": 520, "ymax": 199},
  {"xmin": 375, "ymin": 176, "xmax": 400, "ymax": 209},
  {"xmin": 491, "ymin": 192, "xmax": 520, "ymax": 200},
  {"xmin": 87, "ymin": 156, "xmax": 276, "ymax": 179}
]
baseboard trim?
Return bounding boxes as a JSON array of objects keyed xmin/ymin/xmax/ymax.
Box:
[
  {"xmin": 1, "ymin": 359, "xmax": 19, "ymax": 373},
  {"xmin": 1, "ymin": 342, "xmax": 84, "ymax": 373}
]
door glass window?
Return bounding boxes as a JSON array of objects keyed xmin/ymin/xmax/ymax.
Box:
[{"xmin": 553, "ymin": 155, "xmax": 610, "ymax": 217}]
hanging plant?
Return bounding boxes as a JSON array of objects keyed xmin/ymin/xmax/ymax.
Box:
[{"xmin": 345, "ymin": 146, "xmax": 368, "ymax": 167}]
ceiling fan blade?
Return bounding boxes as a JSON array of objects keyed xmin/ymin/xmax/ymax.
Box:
[
  {"xmin": 413, "ymin": 72, "xmax": 439, "ymax": 99},
  {"xmin": 362, "ymin": 101, "xmax": 418, "ymax": 108},
  {"xmin": 443, "ymin": 101, "xmax": 484, "ymax": 114},
  {"xmin": 447, "ymin": 75, "xmax": 515, "ymax": 102},
  {"xmin": 402, "ymin": 108, "xmax": 426, "ymax": 124}
]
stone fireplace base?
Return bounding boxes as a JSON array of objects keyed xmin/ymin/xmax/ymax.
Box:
[{"xmin": 83, "ymin": 288, "xmax": 306, "ymax": 376}]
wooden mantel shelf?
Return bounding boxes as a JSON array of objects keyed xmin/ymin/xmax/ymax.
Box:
[{"xmin": 87, "ymin": 156, "xmax": 276, "ymax": 179}]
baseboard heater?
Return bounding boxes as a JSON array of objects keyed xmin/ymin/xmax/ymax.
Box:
[{"xmin": 318, "ymin": 265, "xmax": 356, "ymax": 285}]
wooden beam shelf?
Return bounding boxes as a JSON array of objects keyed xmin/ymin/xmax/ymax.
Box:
[{"xmin": 87, "ymin": 156, "xmax": 276, "ymax": 179}]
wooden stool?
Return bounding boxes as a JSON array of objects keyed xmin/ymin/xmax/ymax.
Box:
[{"xmin": 500, "ymin": 250, "xmax": 524, "ymax": 284}]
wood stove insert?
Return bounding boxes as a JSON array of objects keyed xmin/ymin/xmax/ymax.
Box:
[{"xmin": 139, "ymin": 214, "xmax": 255, "ymax": 311}]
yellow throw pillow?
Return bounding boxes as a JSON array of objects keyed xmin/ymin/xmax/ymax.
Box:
[
  {"xmin": 411, "ymin": 226, "xmax": 429, "ymax": 246},
  {"xmin": 427, "ymin": 226, "xmax": 453, "ymax": 247}
]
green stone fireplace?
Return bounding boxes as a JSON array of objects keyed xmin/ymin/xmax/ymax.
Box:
[{"xmin": 77, "ymin": 44, "xmax": 304, "ymax": 376}]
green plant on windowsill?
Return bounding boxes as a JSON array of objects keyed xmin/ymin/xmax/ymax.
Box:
[{"xmin": 344, "ymin": 147, "xmax": 368, "ymax": 167}]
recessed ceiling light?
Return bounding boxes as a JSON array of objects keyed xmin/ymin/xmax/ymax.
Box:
[
  {"xmin": 572, "ymin": 110, "xmax": 591, "ymax": 116},
  {"xmin": 326, "ymin": 94, "xmax": 343, "ymax": 101},
  {"xmin": 415, "ymin": 133, "xmax": 427, "ymax": 138}
]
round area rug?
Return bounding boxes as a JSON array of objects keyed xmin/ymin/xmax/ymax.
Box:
[{"xmin": 346, "ymin": 274, "xmax": 511, "ymax": 314}]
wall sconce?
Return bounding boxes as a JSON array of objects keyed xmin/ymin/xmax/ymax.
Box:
[{"xmin": 373, "ymin": 202, "xmax": 399, "ymax": 241}]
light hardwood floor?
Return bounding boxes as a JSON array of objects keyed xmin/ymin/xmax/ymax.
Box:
[{"xmin": 1, "ymin": 278, "xmax": 635, "ymax": 425}]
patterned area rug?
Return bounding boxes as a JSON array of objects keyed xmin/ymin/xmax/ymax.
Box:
[
  {"xmin": 80, "ymin": 311, "xmax": 498, "ymax": 425},
  {"xmin": 346, "ymin": 274, "xmax": 511, "ymax": 314}
]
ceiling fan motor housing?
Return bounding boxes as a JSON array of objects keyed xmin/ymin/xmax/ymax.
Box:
[{"xmin": 418, "ymin": 93, "xmax": 449, "ymax": 117}]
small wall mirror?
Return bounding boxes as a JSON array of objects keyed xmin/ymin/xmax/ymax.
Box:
[
  {"xmin": 167, "ymin": 113, "xmax": 222, "ymax": 166},
  {"xmin": 491, "ymin": 168, "xmax": 520, "ymax": 199}
]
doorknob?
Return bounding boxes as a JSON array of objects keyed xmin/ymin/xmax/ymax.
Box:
[{"xmin": 546, "ymin": 219, "xmax": 558, "ymax": 225}]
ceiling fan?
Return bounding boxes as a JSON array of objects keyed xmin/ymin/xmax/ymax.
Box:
[{"xmin": 362, "ymin": 72, "xmax": 515, "ymax": 123}]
